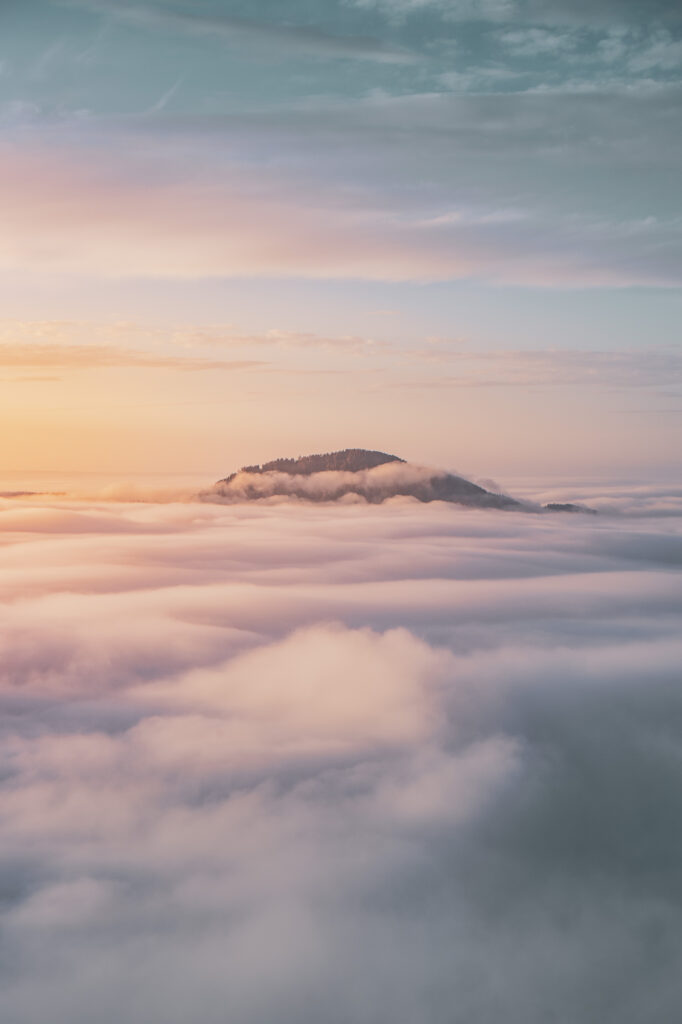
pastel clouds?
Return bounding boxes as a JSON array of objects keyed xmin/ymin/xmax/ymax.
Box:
[
  {"xmin": 1, "ymin": 121, "xmax": 680, "ymax": 287},
  {"xmin": 1, "ymin": 492, "xmax": 682, "ymax": 1021}
]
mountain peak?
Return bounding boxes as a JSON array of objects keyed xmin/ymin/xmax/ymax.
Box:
[
  {"xmin": 218, "ymin": 449, "xmax": 404, "ymax": 484},
  {"xmin": 204, "ymin": 449, "xmax": 596, "ymax": 514}
]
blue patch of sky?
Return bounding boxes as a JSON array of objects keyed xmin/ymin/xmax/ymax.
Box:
[{"xmin": 1, "ymin": 0, "xmax": 681, "ymax": 120}]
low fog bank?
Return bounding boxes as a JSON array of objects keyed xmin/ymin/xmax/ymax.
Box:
[
  {"xmin": 520, "ymin": 480, "xmax": 682, "ymax": 518},
  {"xmin": 4, "ymin": 466, "xmax": 682, "ymax": 518},
  {"xmin": 201, "ymin": 460, "xmax": 526, "ymax": 510},
  {"xmin": 201, "ymin": 461, "xmax": 681, "ymax": 517},
  {"xmin": 1, "ymin": 497, "xmax": 682, "ymax": 1023}
]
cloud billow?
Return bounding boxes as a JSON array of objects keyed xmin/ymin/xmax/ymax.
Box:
[{"xmin": 0, "ymin": 492, "xmax": 681, "ymax": 1022}]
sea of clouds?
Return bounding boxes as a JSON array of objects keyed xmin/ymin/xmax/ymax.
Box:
[{"xmin": 1, "ymin": 486, "xmax": 682, "ymax": 1023}]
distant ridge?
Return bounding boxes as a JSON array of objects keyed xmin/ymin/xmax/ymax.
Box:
[{"xmin": 545, "ymin": 502, "xmax": 598, "ymax": 515}]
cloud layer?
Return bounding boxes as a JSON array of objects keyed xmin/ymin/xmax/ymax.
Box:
[
  {"xmin": 1, "ymin": 491, "xmax": 681, "ymax": 1022},
  {"xmin": 2, "ymin": 79, "xmax": 680, "ymax": 288}
]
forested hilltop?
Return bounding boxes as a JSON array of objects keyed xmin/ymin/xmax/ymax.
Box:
[
  {"xmin": 220, "ymin": 449, "xmax": 404, "ymax": 483},
  {"xmin": 207, "ymin": 449, "xmax": 595, "ymax": 513}
]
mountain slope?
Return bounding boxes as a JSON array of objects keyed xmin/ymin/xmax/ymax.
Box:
[{"xmin": 203, "ymin": 449, "xmax": 528, "ymax": 510}]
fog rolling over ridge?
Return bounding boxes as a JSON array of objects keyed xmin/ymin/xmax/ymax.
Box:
[{"xmin": 201, "ymin": 448, "xmax": 592, "ymax": 512}]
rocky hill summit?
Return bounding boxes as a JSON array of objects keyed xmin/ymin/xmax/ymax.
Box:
[{"xmin": 202, "ymin": 449, "xmax": 595, "ymax": 513}]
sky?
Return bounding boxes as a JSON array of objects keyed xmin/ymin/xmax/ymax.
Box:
[
  {"xmin": 0, "ymin": 0, "xmax": 680, "ymax": 478},
  {"xmin": 2, "ymin": 9, "xmax": 682, "ymax": 1017}
]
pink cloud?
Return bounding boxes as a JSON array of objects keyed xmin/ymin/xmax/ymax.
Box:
[
  {"xmin": 1, "ymin": 493, "xmax": 681, "ymax": 1023},
  {"xmin": 0, "ymin": 140, "xmax": 677, "ymax": 287}
]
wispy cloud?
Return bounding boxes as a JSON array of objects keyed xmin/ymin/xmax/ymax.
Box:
[
  {"xmin": 0, "ymin": 375, "xmax": 63, "ymax": 383},
  {"xmin": 0, "ymin": 342, "xmax": 264, "ymax": 372},
  {"xmin": 401, "ymin": 346, "xmax": 682, "ymax": 389},
  {"xmin": 4, "ymin": 321, "xmax": 681, "ymax": 394},
  {"xmin": 61, "ymin": 0, "xmax": 414, "ymax": 63},
  {"xmin": 1, "ymin": 123, "xmax": 680, "ymax": 287},
  {"xmin": 352, "ymin": 0, "xmax": 682, "ymax": 28},
  {"xmin": 0, "ymin": 320, "xmax": 389, "ymax": 359},
  {"xmin": 497, "ymin": 26, "xmax": 578, "ymax": 56}
]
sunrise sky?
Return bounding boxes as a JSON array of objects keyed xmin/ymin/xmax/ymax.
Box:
[
  {"xmin": 3, "ymin": 7, "xmax": 682, "ymax": 1023},
  {"xmin": 1, "ymin": 0, "xmax": 680, "ymax": 478}
]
